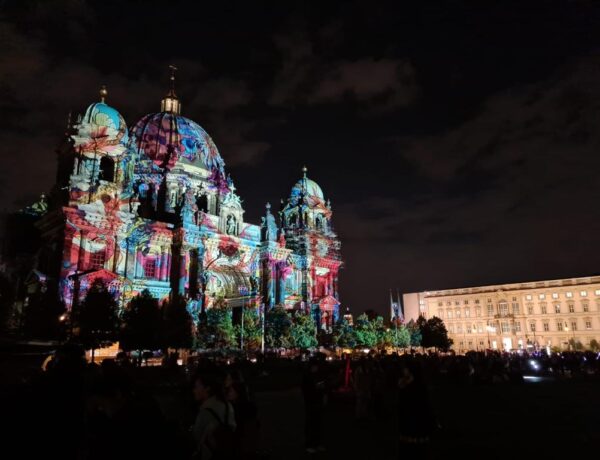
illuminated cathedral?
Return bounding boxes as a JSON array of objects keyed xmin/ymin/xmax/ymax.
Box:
[{"xmin": 38, "ymin": 71, "xmax": 342, "ymax": 329}]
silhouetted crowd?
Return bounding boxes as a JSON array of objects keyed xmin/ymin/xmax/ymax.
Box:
[{"xmin": 4, "ymin": 346, "xmax": 600, "ymax": 460}]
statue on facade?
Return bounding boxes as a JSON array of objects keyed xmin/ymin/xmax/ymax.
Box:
[{"xmin": 226, "ymin": 215, "xmax": 236, "ymax": 235}]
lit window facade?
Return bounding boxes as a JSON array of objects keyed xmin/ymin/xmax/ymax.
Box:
[{"xmin": 403, "ymin": 276, "xmax": 600, "ymax": 351}]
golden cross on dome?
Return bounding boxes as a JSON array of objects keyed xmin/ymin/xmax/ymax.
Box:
[{"xmin": 169, "ymin": 65, "xmax": 178, "ymax": 90}]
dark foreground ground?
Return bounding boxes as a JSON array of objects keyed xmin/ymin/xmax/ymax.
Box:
[
  {"xmin": 251, "ymin": 379, "xmax": 599, "ymax": 460},
  {"xmin": 2, "ymin": 345, "xmax": 599, "ymax": 460}
]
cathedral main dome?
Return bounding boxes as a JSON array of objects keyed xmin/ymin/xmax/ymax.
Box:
[{"xmin": 130, "ymin": 112, "xmax": 225, "ymax": 172}]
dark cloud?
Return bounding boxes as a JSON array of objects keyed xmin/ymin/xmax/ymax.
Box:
[
  {"xmin": 3, "ymin": 1, "xmax": 600, "ymax": 316},
  {"xmin": 269, "ymin": 31, "xmax": 417, "ymax": 112}
]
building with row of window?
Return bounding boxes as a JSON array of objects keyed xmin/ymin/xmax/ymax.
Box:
[{"xmin": 402, "ymin": 275, "xmax": 600, "ymax": 352}]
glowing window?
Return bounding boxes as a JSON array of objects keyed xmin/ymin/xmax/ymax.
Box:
[
  {"xmin": 144, "ymin": 259, "xmax": 157, "ymax": 279},
  {"xmin": 465, "ymin": 308, "xmax": 470, "ymax": 318},
  {"xmin": 552, "ymin": 293, "xmax": 559, "ymax": 299},
  {"xmin": 89, "ymin": 251, "xmax": 105, "ymax": 270},
  {"xmin": 595, "ymin": 290, "xmax": 600, "ymax": 296},
  {"xmin": 499, "ymin": 302, "xmax": 509, "ymax": 315},
  {"xmin": 447, "ymin": 310, "xmax": 453, "ymax": 319},
  {"xmin": 455, "ymin": 309, "xmax": 461, "ymax": 318},
  {"xmin": 477, "ymin": 323, "xmax": 483, "ymax": 333},
  {"xmin": 566, "ymin": 292, "xmax": 573, "ymax": 298},
  {"xmin": 526, "ymin": 295, "xmax": 532, "ymax": 301},
  {"xmin": 581, "ymin": 291, "xmax": 588, "ymax": 297},
  {"xmin": 539, "ymin": 294, "xmax": 546, "ymax": 300}
]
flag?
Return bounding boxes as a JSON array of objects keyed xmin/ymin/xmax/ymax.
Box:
[
  {"xmin": 390, "ymin": 289, "xmax": 400, "ymax": 322},
  {"xmin": 396, "ymin": 289, "xmax": 404, "ymax": 323}
]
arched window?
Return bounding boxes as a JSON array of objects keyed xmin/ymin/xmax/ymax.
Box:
[
  {"xmin": 89, "ymin": 251, "xmax": 106, "ymax": 270},
  {"xmin": 196, "ymin": 194, "xmax": 208, "ymax": 213},
  {"xmin": 315, "ymin": 216, "xmax": 323, "ymax": 230},
  {"xmin": 143, "ymin": 258, "xmax": 157, "ymax": 279},
  {"xmin": 99, "ymin": 156, "xmax": 115, "ymax": 182}
]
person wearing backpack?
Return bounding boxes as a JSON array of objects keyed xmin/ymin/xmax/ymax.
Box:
[{"xmin": 192, "ymin": 370, "xmax": 237, "ymax": 460}]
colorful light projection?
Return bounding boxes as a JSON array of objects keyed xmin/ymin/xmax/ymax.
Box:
[{"xmin": 51, "ymin": 83, "xmax": 341, "ymax": 324}]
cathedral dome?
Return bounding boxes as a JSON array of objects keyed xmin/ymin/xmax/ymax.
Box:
[
  {"xmin": 291, "ymin": 177, "xmax": 324, "ymax": 201},
  {"xmin": 130, "ymin": 112, "xmax": 225, "ymax": 172},
  {"xmin": 81, "ymin": 101, "xmax": 128, "ymax": 145}
]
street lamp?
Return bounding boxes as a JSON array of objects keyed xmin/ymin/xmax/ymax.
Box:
[
  {"xmin": 486, "ymin": 324, "xmax": 496, "ymax": 349},
  {"xmin": 564, "ymin": 323, "xmax": 575, "ymax": 350}
]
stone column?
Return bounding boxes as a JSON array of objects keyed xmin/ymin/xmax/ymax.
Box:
[
  {"xmin": 177, "ymin": 247, "xmax": 187, "ymax": 295},
  {"xmin": 160, "ymin": 246, "xmax": 169, "ymax": 281},
  {"xmin": 77, "ymin": 230, "xmax": 86, "ymax": 270}
]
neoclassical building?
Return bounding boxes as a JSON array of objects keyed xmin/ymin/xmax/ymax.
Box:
[
  {"xmin": 403, "ymin": 275, "xmax": 600, "ymax": 352},
  {"xmin": 36, "ymin": 75, "xmax": 342, "ymax": 329}
]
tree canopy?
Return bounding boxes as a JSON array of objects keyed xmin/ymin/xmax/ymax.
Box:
[
  {"xmin": 290, "ymin": 311, "xmax": 318, "ymax": 349},
  {"xmin": 162, "ymin": 295, "xmax": 193, "ymax": 350},
  {"xmin": 77, "ymin": 280, "xmax": 119, "ymax": 360},
  {"xmin": 120, "ymin": 289, "xmax": 162, "ymax": 353}
]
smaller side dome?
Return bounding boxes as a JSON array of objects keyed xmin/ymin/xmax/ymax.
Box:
[
  {"xmin": 292, "ymin": 178, "xmax": 324, "ymax": 201},
  {"xmin": 82, "ymin": 102, "xmax": 128, "ymax": 142},
  {"xmin": 77, "ymin": 87, "xmax": 129, "ymax": 149}
]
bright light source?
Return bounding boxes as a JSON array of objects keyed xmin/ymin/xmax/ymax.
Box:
[{"xmin": 529, "ymin": 359, "xmax": 539, "ymax": 370}]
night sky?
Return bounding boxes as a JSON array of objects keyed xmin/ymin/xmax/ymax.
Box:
[{"xmin": 2, "ymin": 0, "xmax": 600, "ymax": 316}]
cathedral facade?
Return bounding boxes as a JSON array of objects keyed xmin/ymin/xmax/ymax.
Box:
[{"xmin": 38, "ymin": 78, "xmax": 342, "ymax": 329}]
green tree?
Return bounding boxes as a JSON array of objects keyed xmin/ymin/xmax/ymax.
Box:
[
  {"xmin": 406, "ymin": 319, "xmax": 422, "ymax": 347},
  {"xmin": 120, "ymin": 289, "xmax": 162, "ymax": 363},
  {"xmin": 236, "ymin": 307, "xmax": 262, "ymax": 352},
  {"xmin": 77, "ymin": 280, "xmax": 119, "ymax": 362},
  {"xmin": 354, "ymin": 313, "xmax": 377, "ymax": 349},
  {"xmin": 21, "ymin": 285, "xmax": 65, "ymax": 341},
  {"xmin": 290, "ymin": 311, "xmax": 318, "ymax": 349},
  {"xmin": 568, "ymin": 338, "xmax": 584, "ymax": 351},
  {"xmin": 265, "ymin": 305, "xmax": 293, "ymax": 349},
  {"xmin": 421, "ymin": 316, "xmax": 453, "ymax": 351},
  {"xmin": 373, "ymin": 316, "xmax": 391, "ymax": 350},
  {"xmin": 333, "ymin": 318, "xmax": 357, "ymax": 349},
  {"xmin": 162, "ymin": 295, "xmax": 193, "ymax": 350},
  {"xmin": 387, "ymin": 324, "xmax": 411, "ymax": 349},
  {"xmin": 209, "ymin": 301, "xmax": 236, "ymax": 349},
  {"xmin": 590, "ymin": 339, "xmax": 600, "ymax": 351}
]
